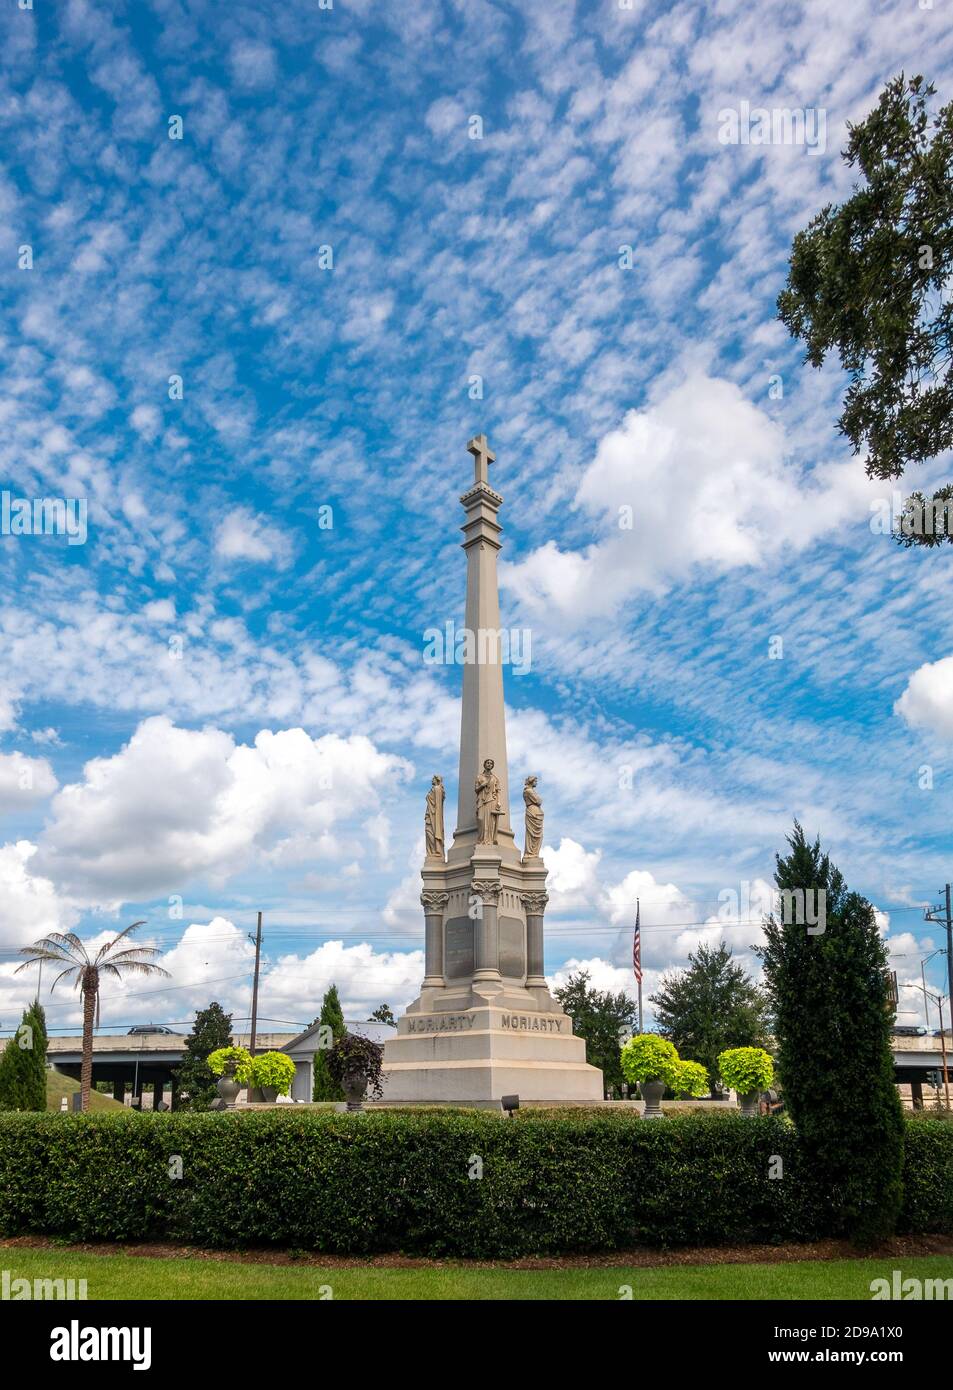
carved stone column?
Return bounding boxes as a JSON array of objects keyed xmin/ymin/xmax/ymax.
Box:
[
  {"xmin": 421, "ymin": 891, "xmax": 449, "ymax": 988},
  {"xmin": 471, "ymin": 878, "xmax": 502, "ymax": 983},
  {"xmin": 521, "ymin": 890, "xmax": 549, "ymax": 988}
]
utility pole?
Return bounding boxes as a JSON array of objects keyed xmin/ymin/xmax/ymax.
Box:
[
  {"xmin": 921, "ymin": 959, "xmax": 931, "ymax": 1031},
  {"xmin": 924, "ymin": 887, "xmax": 953, "ymax": 1042},
  {"xmin": 248, "ymin": 911, "xmax": 263, "ymax": 1057}
]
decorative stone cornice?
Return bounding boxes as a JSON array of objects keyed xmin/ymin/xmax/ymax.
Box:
[
  {"xmin": 459, "ymin": 482, "xmax": 503, "ymax": 510},
  {"xmin": 520, "ymin": 891, "xmax": 549, "ymax": 915},
  {"xmin": 470, "ymin": 878, "xmax": 502, "ymax": 905},
  {"xmin": 420, "ymin": 891, "xmax": 450, "ymax": 913}
]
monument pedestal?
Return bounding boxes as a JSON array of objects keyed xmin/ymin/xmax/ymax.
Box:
[{"xmin": 382, "ymin": 1004, "xmax": 603, "ymax": 1103}]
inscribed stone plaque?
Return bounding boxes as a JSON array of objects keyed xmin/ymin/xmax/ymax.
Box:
[
  {"xmin": 444, "ymin": 917, "xmax": 474, "ymax": 979},
  {"xmin": 499, "ymin": 915, "xmax": 526, "ymax": 979}
]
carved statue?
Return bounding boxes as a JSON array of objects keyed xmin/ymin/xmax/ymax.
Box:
[
  {"xmin": 522, "ymin": 775, "xmax": 544, "ymax": 859},
  {"xmin": 475, "ymin": 758, "xmax": 502, "ymax": 845},
  {"xmin": 424, "ymin": 775, "xmax": 445, "ymax": 859}
]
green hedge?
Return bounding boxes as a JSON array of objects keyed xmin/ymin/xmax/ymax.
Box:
[{"xmin": 0, "ymin": 1109, "xmax": 949, "ymax": 1258}]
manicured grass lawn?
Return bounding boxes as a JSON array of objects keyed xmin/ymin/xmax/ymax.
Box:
[
  {"xmin": 46, "ymin": 1070, "xmax": 124, "ymax": 1112},
  {"xmin": 6, "ymin": 1248, "xmax": 953, "ymax": 1300}
]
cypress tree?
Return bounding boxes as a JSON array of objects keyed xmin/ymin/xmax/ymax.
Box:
[
  {"xmin": 759, "ymin": 823, "xmax": 904, "ymax": 1246},
  {"xmin": 0, "ymin": 1001, "xmax": 48, "ymax": 1111},
  {"xmin": 312, "ymin": 984, "xmax": 346, "ymax": 1101}
]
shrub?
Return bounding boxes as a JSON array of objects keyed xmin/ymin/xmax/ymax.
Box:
[
  {"xmin": 672, "ymin": 1059, "xmax": 709, "ymax": 1098},
  {"xmin": 620, "ymin": 1034, "xmax": 679, "ymax": 1087},
  {"xmin": 718, "ymin": 1047, "xmax": 774, "ymax": 1096},
  {"xmin": 2, "ymin": 1108, "xmax": 944, "ymax": 1257},
  {"xmin": 899, "ymin": 1118, "xmax": 953, "ymax": 1235},
  {"xmin": 207, "ymin": 1047, "xmax": 252, "ymax": 1081},
  {"xmin": 247, "ymin": 1052, "xmax": 296, "ymax": 1096},
  {"xmin": 327, "ymin": 1033, "xmax": 384, "ymax": 1099}
]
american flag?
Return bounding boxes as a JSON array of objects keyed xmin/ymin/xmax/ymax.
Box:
[{"xmin": 632, "ymin": 899, "xmax": 642, "ymax": 985}]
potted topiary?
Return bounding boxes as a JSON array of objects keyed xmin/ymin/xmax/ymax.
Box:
[
  {"xmin": 672, "ymin": 1058, "xmax": 710, "ymax": 1100},
  {"xmin": 718, "ymin": 1046, "xmax": 774, "ymax": 1116},
  {"xmin": 620, "ymin": 1034, "xmax": 680, "ymax": 1118},
  {"xmin": 326, "ymin": 1032, "xmax": 385, "ymax": 1112},
  {"xmin": 247, "ymin": 1050, "xmax": 296, "ymax": 1103},
  {"xmin": 207, "ymin": 1045, "xmax": 252, "ymax": 1108}
]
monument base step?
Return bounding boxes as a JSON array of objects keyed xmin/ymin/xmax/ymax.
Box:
[{"xmin": 379, "ymin": 1056, "xmax": 604, "ymax": 1103}]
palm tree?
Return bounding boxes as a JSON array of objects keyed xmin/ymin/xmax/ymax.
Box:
[{"xmin": 16, "ymin": 923, "xmax": 170, "ymax": 1111}]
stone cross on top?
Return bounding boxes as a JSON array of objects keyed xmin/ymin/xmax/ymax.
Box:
[{"xmin": 467, "ymin": 432, "xmax": 495, "ymax": 486}]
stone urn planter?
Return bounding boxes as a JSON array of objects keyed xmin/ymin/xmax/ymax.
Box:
[
  {"xmin": 216, "ymin": 1074, "xmax": 241, "ymax": 1108},
  {"xmin": 342, "ymin": 1070, "xmax": 368, "ymax": 1112},
  {"xmin": 640, "ymin": 1079, "xmax": 665, "ymax": 1119},
  {"xmin": 718, "ymin": 1048, "xmax": 774, "ymax": 1119},
  {"xmin": 261, "ymin": 1086, "xmax": 279, "ymax": 1104}
]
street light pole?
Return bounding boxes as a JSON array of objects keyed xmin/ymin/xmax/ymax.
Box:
[{"xmin": 946, "ymin": 884, "xmax": 953, "ymax": 1039}]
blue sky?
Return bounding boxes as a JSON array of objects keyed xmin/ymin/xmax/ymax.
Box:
[{"xmin": 1, "ymin": 0, "xmax": 952, "ymax": 1038}]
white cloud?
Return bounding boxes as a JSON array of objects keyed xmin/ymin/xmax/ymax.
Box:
[
  {"xmin": 603, "ymin": 868, "xmax": 688, "ymax": 929},
  {"xmin": 130, "ymin": 404, "xmax": 160, "ymax": 439},
  {"xmin": 0, "ymin": 840, "xmax": 77, "ymax": 949},
  {"xmin": 214, "ymin": 507, "xmax": 293, "ymax": 567},
  {"xmin": 895, "ymin": 656, "xmax": 953, "ymax": 740},
  {"xmin": 542, "ymin": 837, "xmax": 602, "ymax": 910},
  {"xmin": 29, "ymin": 728, "xmax": 63, "ymax": 747},
  {"xmin": 142, "ymin": 598, "xmax": 175, "ymax": 623},
  {"xmin": 260, "ymin": 939, "xmax": 424, "ymax": 1020},
  {"xmin": 424, "ymin": 96, "xmax": 465, "ymax": 139},
  {"xmin": 502, "ymin": 373, "xmax": 879, "ymax": 621},
  {"xmin": 548, "ymin": 955, "xmax": 638, "ymax": 1001},
  {"xmin": 0, "ymin": 751, "xmax": 58, "ymax": 812},
  {"xmin": 34, "ymin": 717, "xmax": 412, "ymax": 904},
  {"xmin": 228, "ymin": 39, "xmax": 277, "ymax": 90}
]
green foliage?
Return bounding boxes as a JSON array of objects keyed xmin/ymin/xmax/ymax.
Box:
[
  {"xmin": 718, "ymin": 1047, "xmax": 774, "ymax": 1096},
  {"xmin": 899, "ymin": 1118, "xmax": 953, "ymax": 1234},
  {"xmin": 312, "ymin": 985, "xmax": 346, "ymax": 1101},
  {"xmin": 554, "ymin": 970, "xmax": 638, "ymax": 1095},
  {"xmin": 671, "ymin": 1059, "xmax": 709, "ymax": 1098},
  {"xmin": 327, "ymin": 1033, "xmax": 385, "ymax": 1099},
  {"xmin": 207, "ymin": 1046, "xmax": 252, "ymax": 1080},
  {"xmin": 620, "ymin": 1034, "xmax": 680, "ymax": 1087},
  {"xmin": 777, "ymin": 74, "xmax": 953, "ymax": 540},
  {"xmin": 0, "ymin": 1109, "xmax": 946, "ymax": 1257},
  {"xmin": 367, "ymin": 1005, "xmax": 397, "ymax": 1027},
  {"xmin": 248, "ymin": 1052, "xmax": 295, "ymax": 1096},
  {"xmin": 758, "ymin": 823, "xmax": 905, "ymax": 1246},
  {"xmin": 173, "ymin": 1002, "xmax": 233, "ymax": 1111},
  {"xmin": 0, "ymin": 1003, "xmax": 48, "ymax": 1112},
  {"xmin": 651, "ymin": 942, "xmax": 771, "ymax": 1093}
]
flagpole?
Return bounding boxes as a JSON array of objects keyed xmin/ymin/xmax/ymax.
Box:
[{"xmin": 634, "ymin": 897, "xmax": 643, "ymax": 1032}]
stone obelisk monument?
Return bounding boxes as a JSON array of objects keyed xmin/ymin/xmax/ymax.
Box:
[{"xmin": 381, "ymin": 435, "xmax": 603, "ymax": 1102}]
